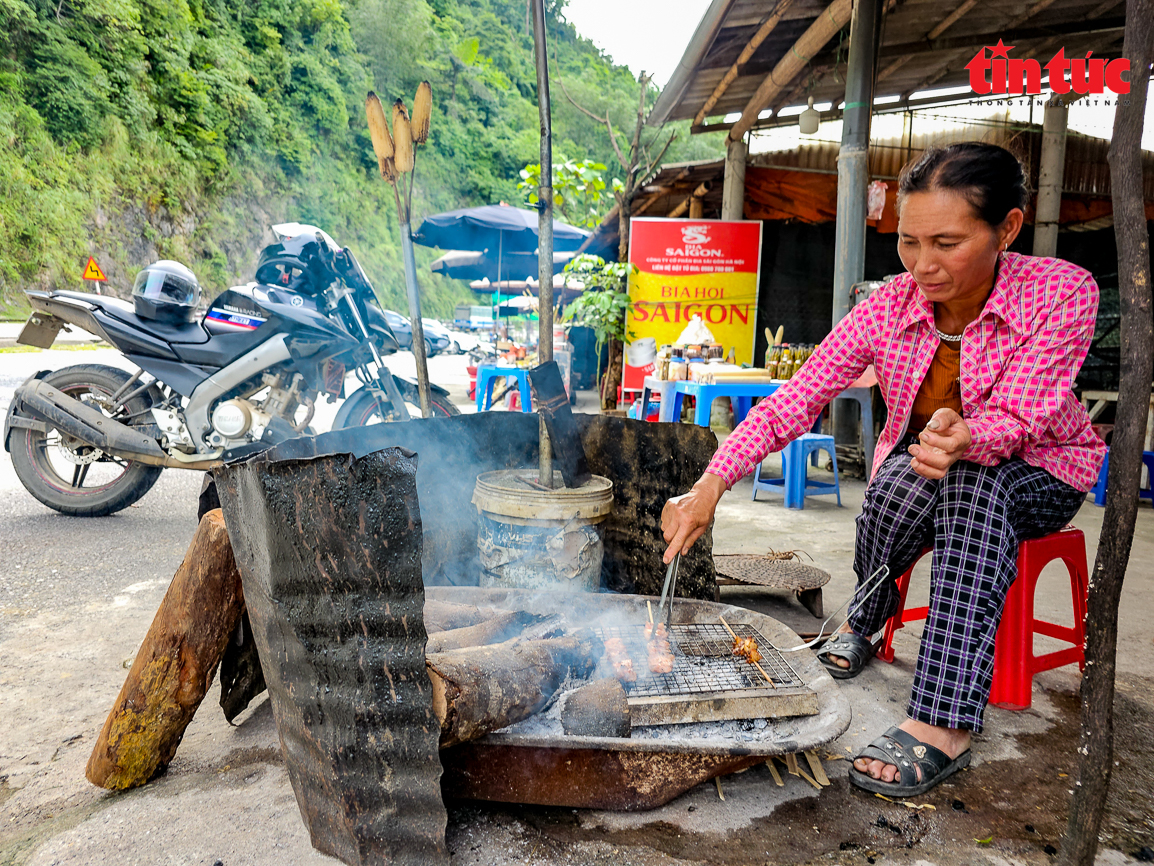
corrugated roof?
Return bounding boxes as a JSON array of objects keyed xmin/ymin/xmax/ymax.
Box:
[
  {"xmin": 580, "ymin": 118, "xmax": 1154, "ymax": 257},
  {"xmin": 648, "ymin": 0, "xmax": 1127, "ymax": 134}
]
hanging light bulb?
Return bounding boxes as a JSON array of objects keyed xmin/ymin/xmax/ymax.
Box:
[{"xmin": 799, "ymin": 96, "xmax": 820, "ymax": 135}]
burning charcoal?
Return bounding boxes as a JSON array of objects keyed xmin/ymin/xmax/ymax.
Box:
[{"xmin": 561, "ymin": 679, "xmax": 631, "ymax": 738}]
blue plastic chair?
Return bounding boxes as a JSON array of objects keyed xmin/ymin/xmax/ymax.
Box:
[
  {"xmin": 751, "ymin": 433, "xmax": 842, "ymax": 509},
  {"xmin": 1091, "ymin": 449, "xmax": 1154, "ymax": 506},
  {"xmin": 475, "ymin": 366, "xmax": 533, "ymax": 412},
  {"xmin": 1089, "ymin": 450, "xmax": 1109, "ymax": 506}
]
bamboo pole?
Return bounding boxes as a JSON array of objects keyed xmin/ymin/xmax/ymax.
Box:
[
  {"xmin": 692, "ymin": 0, "xmax": 799, "ymax": 126},
  {"xmin": 531, "ymin": 0, "xmax": 555, "ymax": 487},
  {"xmin": 728, "ymin": 0, "xmax": 853, "ymax": 143}
]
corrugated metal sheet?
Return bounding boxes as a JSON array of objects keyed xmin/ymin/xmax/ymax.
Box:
[
  {"xmin": 217, "ymin": 448, "xmax": 449, "ymax": 866},
  {"xmin": 752, "ymin": 121, "xmax": 1154, "ymax": 199},
  {"xmin": 581, "ymin": 119, "xmax": 1152, "ymax": 257}
]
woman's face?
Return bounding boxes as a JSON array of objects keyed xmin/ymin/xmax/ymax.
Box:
[{"xmin": 897, "ymin": 188, "xmax": 1021, "ymax": 308}]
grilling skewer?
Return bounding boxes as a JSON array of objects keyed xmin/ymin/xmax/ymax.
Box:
[
  {"xmin": 719, "ymin": 616, "xmax": 775, "ymax": 687},
  {"xmin": 776, "ymin": 565, "xmax": 891, "ymax": 652}
]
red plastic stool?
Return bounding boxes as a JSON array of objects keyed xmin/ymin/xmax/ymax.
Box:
[{"xmin": 877, "ymin": 525, "xmax": 1089, "ymax": 710}]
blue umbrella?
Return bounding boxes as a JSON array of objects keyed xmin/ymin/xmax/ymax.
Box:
[
  {"xmin": 413, "ymin": 204, "xmax": 589, "ymax": 253},
  {"xmin": 414, "ymin": 204, "xmax": 589, "ymax": 321},
  {"xmin": 429, "ymin": 249, "xmax": 577, "ymax": 282}
]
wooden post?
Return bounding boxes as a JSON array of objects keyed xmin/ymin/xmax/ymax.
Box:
[
  {"xmin": 1058, "ymin": 3, "xmax": 1154, "ymax": 863},
  {"xmin": 722, "ymin": 138, "xmax": 747, "ymax": 221}
]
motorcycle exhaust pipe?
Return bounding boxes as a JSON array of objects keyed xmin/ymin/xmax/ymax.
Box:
[{"xmin": 11, "ymin": 379, "xmax": 221, "ymax": 470}]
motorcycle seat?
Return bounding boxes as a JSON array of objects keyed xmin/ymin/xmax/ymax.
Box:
[{"xmin": 53, "ymin": 291, "xmax": 211, "ymax": 344}]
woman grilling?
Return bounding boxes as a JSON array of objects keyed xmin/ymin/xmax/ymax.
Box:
[{"xmin": 660, "ymin": 142, "xmax": 1105, "ymax": 797}]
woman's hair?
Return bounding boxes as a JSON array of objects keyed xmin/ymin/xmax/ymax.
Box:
[{"xmin": 897, "ymin": 142, "xmax": 1028, "ymax": 228}]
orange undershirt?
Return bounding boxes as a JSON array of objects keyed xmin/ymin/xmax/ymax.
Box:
[{"xmin": 909, "ymin": 339, "xmax": 963, "ymax": 433}]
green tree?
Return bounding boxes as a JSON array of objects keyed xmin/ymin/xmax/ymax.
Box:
[
  {"xmin": 562, "ymin": 253, "xmax": 633, "ymax": 408},
  {"xmin": 517, "ymin": 157, "xmax": 621, "ymax": 229}
]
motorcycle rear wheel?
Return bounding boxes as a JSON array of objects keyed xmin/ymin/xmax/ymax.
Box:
[
  {"xmin": 10, "ymin": 365, "xmax": 164, "ymax": 517},
  {"xmin": 332, "ymin": 378, "xmax": 460, "ymax": 427}
]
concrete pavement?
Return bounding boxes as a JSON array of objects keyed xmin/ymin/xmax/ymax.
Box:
[{"xmin": 2, "ymin": 346, "xmax": 1153, "ymax": 865}]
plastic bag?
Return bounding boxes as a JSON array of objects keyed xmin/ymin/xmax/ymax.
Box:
[{"xmin": 676, "ymin": 314, "xmax": 715, "ymax": 345}]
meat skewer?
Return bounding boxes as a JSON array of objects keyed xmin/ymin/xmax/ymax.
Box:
[
  {"xmin": 603, "ymin": 636, "xmax": 637, "ymax": 683},
  {"xmin": 645, "ymin": 620, "xmax": 673, "ymax": 674},
  {"xmin": 719, "ymin": 616, "xmax": 775, "ymax": 687}
]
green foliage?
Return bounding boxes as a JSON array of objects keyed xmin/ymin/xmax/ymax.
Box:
[
  {"xmin": 0, "ymin": 0, "xmax": 723, "ymax": 320},
  {"xmin": 562, "ymin": 253, "xmax": 634, "ymax": 393},
  {"xmin": 518, "ymin": 157, "xmax": 621, "ymax": 229}
]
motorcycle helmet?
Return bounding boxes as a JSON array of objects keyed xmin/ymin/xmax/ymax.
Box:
[
  {"xmin": 254, "ymin": 226, "xmax": 338, "ymax": 296},
  {"xmin": 132, "ymin": 260, "xmax": 201, "ymax": 323}
]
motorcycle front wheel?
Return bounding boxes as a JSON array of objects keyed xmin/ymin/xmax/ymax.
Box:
[
  {"xmin": 10, "ymin": 365, "xmax": 164, "ymax": 516},
  {"xmin": 332, "ymin": 378, "xmax": 460, "ymax": 427}
]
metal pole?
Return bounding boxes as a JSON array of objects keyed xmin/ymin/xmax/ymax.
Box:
[
  {"xmin": 831, "ymin": 0, "xmax": 882, "ymax": 454},
  {"xmin": 400, "ymin": 221, "xmax": 433, "ymax": 418},
  {"xmin": 532, "ymin": 0, "xmax": 555, "ymax": 487},
  {"xmin": 1033, "ymin": 98, "xmax": 1069, "ymax": 258}
]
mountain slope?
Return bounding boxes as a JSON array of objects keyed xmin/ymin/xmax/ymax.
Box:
[{"xmin": 0, "ymin": 0, "xmax": 720, "ymax": 317}]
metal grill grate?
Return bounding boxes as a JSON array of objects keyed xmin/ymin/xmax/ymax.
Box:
[{"xmin": 596, "ymin": 623, "xmax": 805, "ymax": 698}]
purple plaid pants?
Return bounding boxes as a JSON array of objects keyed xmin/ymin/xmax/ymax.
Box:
[{"xmin": 847, "ymin": 447, "xmax": 1085, "ymax": 732}]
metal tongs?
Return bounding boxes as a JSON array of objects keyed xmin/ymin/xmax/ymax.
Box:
[
  {"xmin": 655, "ymin": 552, "xmax": 680, "ymax": 629},
  {"xmin": 777, "ymin": 564, "xmax": 891, "ymax": 652}
]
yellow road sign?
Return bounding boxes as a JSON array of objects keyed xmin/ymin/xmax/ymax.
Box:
[{"xmin": 83, "ymin": 257, "xmax": 107, "ymax": 281}]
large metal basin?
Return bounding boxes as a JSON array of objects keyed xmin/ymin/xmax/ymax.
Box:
[{"xmin": 430, "ymin": 587, "xmax": 850, "ymax": 811}]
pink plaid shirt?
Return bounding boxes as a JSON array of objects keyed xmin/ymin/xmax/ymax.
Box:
[{"xmin": 707, "ymin": 252, "xmax": 1106, "ymax": 492}]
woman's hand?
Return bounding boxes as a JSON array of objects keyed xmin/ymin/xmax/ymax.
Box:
[
  {"xmin": 661, "ymin": 472, "xmax": 727, "ymax": 563},
  {"xmin": 909, "ymin": 407, "xmax": 972, "ymax": 479}
]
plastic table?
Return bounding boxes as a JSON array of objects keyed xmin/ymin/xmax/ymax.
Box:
[{"xmin": 667, "ymin": 380, "xmax": 782, "ymax": 427}]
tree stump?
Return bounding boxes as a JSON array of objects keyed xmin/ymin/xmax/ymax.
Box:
[{"xmin": 86, "ymin": 509, "xmax": 245, "ymax": 790}]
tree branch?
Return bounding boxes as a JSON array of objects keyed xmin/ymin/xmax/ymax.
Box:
[
  {"xmin": 642, "ymin": 131, "xmax": 677, "ymax": 178},
  {"xmin": 558, "ymin": 76, "xmax": 630, "ymax": 171},
  {"xmin": 603, "ymin": 117, "xmax": 630, "ymax": 173},
  {"xmin": 1057, "ymin": 0, "xmax": 1154, "ymax": 862}
]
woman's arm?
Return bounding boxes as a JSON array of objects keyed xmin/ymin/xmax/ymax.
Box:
[
  {"xmin": 705, "ymin": 302, "xmax": 876, "ymax": 489},
  {"xmin": 960, "ymin": 274, "xmax": 1098, "ymax": 465},
  {"xmin": 661, "ymin": 302, "xmax": 876, "ymax": 562}
]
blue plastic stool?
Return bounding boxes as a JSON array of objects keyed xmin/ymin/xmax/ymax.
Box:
[
  {"xmin": 1090, "ymin": 450, "xmax": 1109, "ymax": 506},
  {"xmin": 475, "ymin": 366, "xmax": 533, "ymax": 412},
  {"xmin": 751, "ymin": 433, "xmax": 842, "ymax": 509},
  {"xmin": 1091, "ymin": 449, "xmax": 1154, "ymax": 506}
]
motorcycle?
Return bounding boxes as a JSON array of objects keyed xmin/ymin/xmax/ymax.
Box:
[{"xmin": 3, "ymin": 223, "xmax": 458, "ymax": 517}]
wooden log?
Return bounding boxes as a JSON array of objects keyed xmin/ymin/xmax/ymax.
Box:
[
  {"xmin": 86, "ymin": 509, "xmax": 245, "ymax": 789},
  {"xmin": 423, "ymin": 599, "xmax": 513, "ymax": 633},
  {"xmin": 427, "ymin": 633, "xmax": 602, "ymax": 747},
  {"xmin": 425, "ymin": 610, "xmax": 549, "ymax": 653},
  {"xmin": 561, "ymin": 678, "xmax": 631, "ymax": 738}
]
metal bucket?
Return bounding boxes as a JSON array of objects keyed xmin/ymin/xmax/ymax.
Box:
[{"xmin": 472, "ymin": 470, "xmax": 613, "ymax": 592}]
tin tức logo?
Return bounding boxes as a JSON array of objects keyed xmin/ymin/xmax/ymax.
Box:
[{"xmin": 965, "ymin": 40, "xmax": 1130, "ymax": 96}]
